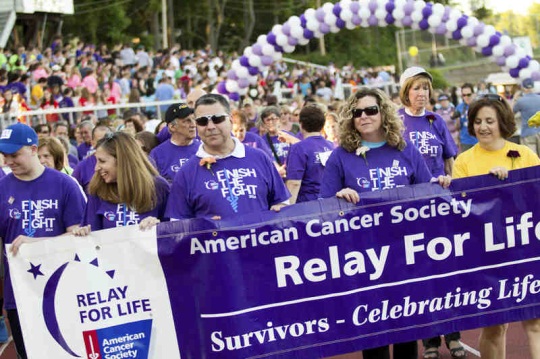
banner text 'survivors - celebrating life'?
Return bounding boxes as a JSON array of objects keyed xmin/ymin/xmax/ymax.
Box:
[{"xmin": 8, "ymin": 166, "xmax": 540, "ymax": 358}]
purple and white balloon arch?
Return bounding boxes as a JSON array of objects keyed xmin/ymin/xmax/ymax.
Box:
[{"xmin": 217, "ymin": 0, "xmax": 540, "ymax": 100}]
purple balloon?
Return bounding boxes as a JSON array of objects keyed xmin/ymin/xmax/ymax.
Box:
[
  {"xmin": 350, "ymin": 2, "xmax": 359, "ymax": 13},
  {"xmin": 473, "ymin": 24, "xmax": 485, "ymax": 36},
  {"xmin": 267, "ymin": 33, "xmax": 277, "ymax": 45},
  {"xmin": 466, "ymin": 37, "xmax": 476, "ymax": 47},
  {"xmin": 402, "ymin": 15, "xmax": 413, "ymax": 27},
  {"xmin": 481, "ymin": 46, "xmax": 493, "ymax": 56},
  {"xmin": 287, "ymin": 36, "xmax": 298, "ymax": 46},
  {"xmin": 217, "ymin": 81, "xmax": 228, "ymax": 94},
  {"xmin": 228, "ymin": 92, "xmax": 240, "ymax": 101},
  {"xmin": 316, "ymin": 8, "xmax": 326, "ymax": 22},
  {"xmin": 248, "ymin": 66, "xmax": 259, "ymax": 76},
  {"xmin": 488, "ymin": 35, "xmax": 500, "ymax": 47},
  {"xmin": 422, "ymin": 4, "xmax": 433, "ymax": 18},
  {"xmin": 368, "ymin": 15, "xmax": 378, "ymax": 26},
  {"xmin": 352, "ymin": 14, "xmax": 361, "ymax": 26},
  {"xmin": 419, "ymin": 19, "xmax": 429, "ymax": 30},
  {"xmin": 227, "ymin": 69, "xmax": 238, "ymax": 81},
  {"xmin": 336, "ymin": 18, "xmax": 346, "ymax": 28},
  {"xmin": 386, "ymin": 2, "xmax": 395, "ymax": 13},
  {"xmin": 518, "ymin": 57, "xmax": 530, "ymax": 69},
  {"xmin": 456, "ymin": 15, "xmax": 468, "ymax": 29},
  {"xmin": 442, "ymin": 6, "xmax": 451, "ymax": 22},
  {"xmin": 252, "ymin": 43, "xmax": 263, "ymax": 56},
  {"xmin": 436, "ymin": 23, "xmax": 447, "ymax": 35},
  {"xmin": 300, "ymin": 14, "xmax": 307, "ymax": 27},
  {"xmin": 452, "ymin": 30, "xmax": 463, "ymax": 40},
  {"xmin": 369, "ymin": 0, "xmax": 378, "ymax": 13},
  {"xmin": 385, "ymin": 14, "xmax": 395, "ymax": 25},
  {"xmin": 319, "ymin": 23, "xmax": 331, "ymax": 34},
  {"xmin": 509, "ymin": 68, "xmax": 520, "ymax": 78},
  {"xmin": 531, "ymin": 71, "xmax": 540, "ymax": 81},
  {"xmin": 281, "ymin": 23, "xmax": 291, "ymax": 36},
  {"xmin": 239, "ymin": 56, "xmax": 249, "ymax": 67},
  {"xmin": 273, "ymin": 45, "xmax": 284, "ymax": 53},
  {"xmin": 496, "ymin": 56, "xmax": 507, "ymax": 66},
  {"xmin": 333, "ymin": 3, "xmax": 342, "ymax": 17},
  {"xmin": 237, "ymin": 78, "xmax": 250, "ymax": 88},
  {"xmin": 303, "ymin": 29, "xmax": 314, "ymax": 39},
  {"xmin": 261, "ymin": 55, "xmax": 273, "ymax": 66},
  {"xmin": 503, "ymin": 45, "xmax": 515, "ymax": 57},
  {"xmin": 403, "ymin": 1, "xmax": 415, "ymax": 15}
]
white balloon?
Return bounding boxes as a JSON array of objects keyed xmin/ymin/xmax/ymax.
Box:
[
  {"xmin": 432, "ymin": 3, "xmax": 445, "ymax": 16},
  {"xmin": 449, "ymin": 8, "xmax": 462, "ymax": 20},
  {"xmin": 467, "ymin": 17, "xmax": 479, "ymax": 27},
  {"xmin": 305, "ymin": 8, "xmax": 317, "ymax": 20},
  {"xmin": 340, "ymin": 0, "xmax": 351, "ymax": 7},
  {"xmin": 231, "ymin": 60, "xmax": 241, "ymax": 70},
  {"xmin": 483, "ymin": 25, "xmax": 496, "ymax": 36},
  {"xmin": 505, "ymin": 55, "xmax": 519, "ymax": 69},
  {"xmin": 346, "ymin": 20, "xmax": 356, "ymax": 29},
  {"xmin": 428, "ymin": 15, "xmax": 442, "ymax": 27},
  {"xmin": 288, "ymin": 16, "xmax": 301, "ymax": 27},
  {"xmin": 414, "ymin": 1, "xmax": 426, "ymax": 11},
  {"xmin": 306, "ymin": 19, "xmax": 319, "ymax": 31},
  {"xmin": 298, "ymin": 38, "xmax": 310, "ymax": 45},
  {"xmin": 375, "ymin": 8, "xmax": 386, "ymax": 20},
  {"xmin": 243, "ymin": 46, "xmax": 253, "ymax": 57},
  {"xmin": 446, "ymin": 19, "xmax": 458, "ymax": 32},
  {"xmin": 238, "ymin": 87, "xmax": 248, "ymax": 96},
  {"xmin": 491, "ymin": 44, "xmax": 504, "ymax": 57},
  {"xmin": 393, "ymin": 9, "xmax": 405, "ymax": 20},
  {"xmin": 236, "ymin": 66, "xmax": 249, "ymax": 79},
  {"xmin": 411, "ymin": 10, "xmax": 423, "ymax": 22},
  {"xmin": 519, "ymin": 68, "xmax": 532, "ymax": 80},
  {"xmin": 359, "ymin": 7, "xmax": 370, "ymax": 19},
  {"xmin": 378, "ymin": 19, "xmax": 388, "ymax": 27},
  {"xmin": 461, "ymin": 25, "xmax": 474, "ymax": 39},
  {"xmin": 330, "ymin": 25, "xmax": 340, "ymax": 33},
  {"xmin": 276, "ymin": 34, "xmax": 288, "ymax": 46},
  {"xmin": 528, "ymin": 60, "xmax": 540, "ymax": 72},
  {"xmin": 248, "ymin": 55, "xmax": 261, "ymax": 68},
  {"xmin": 290, "ymin": 26, "xmax": 305, "ymax": 39},
  {"xmin": 262, "ymin": 44, "xmax": 275, "ymax": 56},
  {"xmin": 272, "ymin": 51, "xmax": 282, "ymax": 61},
  {"xmin": 249, "ymin": 75, "xmax": 258, "ymax": 85},
  {"xmin": 323, "ymin": 2, "xmax": 334, "ymax": 12},
  {"xmin": 476, "ymin": 34, "xmax": 490, "ymax": 48},
  {"xmin": 225, "ymin": 80, "xmax": 239, "ymax": 93},
  {"xmin": 272, "ymin": 24, "xmax": 283, "ymax": 34},
  {"xmin": 257, "ymin": 35, "xmax": 267, "ymax": 45},
  {"xmin": 313, "ymin": 29, "xmax": 324, "ymax": 38},
  {"xmin": 515, "ymin": 48, "xmax": 527, "ymax": 59},
  {"xmin": 340, "ymin": 9, "xmax": 353, "ymax": 22},
  {"xmin": 282, "ymin": 44, "xmax": 296, "ymax": 53},
  {"xmin": 499, "ymin": 35, "xmax": 512, "ymax": 47},
  {"xmin": 324, "ymin": 13, "xmax": 337, "ymax": 25},
  {"xmin": 394, "ymin": 0, "xmax": 407, "ymax": 7}
]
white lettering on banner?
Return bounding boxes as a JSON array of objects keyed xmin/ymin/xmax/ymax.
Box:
[
  {"xmin": 484, "ymin": 212, "xmax": 538, "ymax": 252},
  {"xmin": 498, "ymin": 274, "xmax": 540, "ymax": 303},
  {"xmin": 390, "ymin": 198, "xmax": 472, "ymax": 223},
  {"xmin": 210, "ymin": 318, "xmax": 329, "ymax": 352},
  {"xmin": 274, "ymin": 245, "xmax": 390, "ymax": 288},
  {"xmin": 102, "ymin": 332, "xmax": 145, "ymax": 358},
  {"xmin": 404, "ymin": 232, "xmax": 470, "ymax": 265},
  {"xmin": 305, "ymin": 213, "xmax": 383, "ymax": 237}
]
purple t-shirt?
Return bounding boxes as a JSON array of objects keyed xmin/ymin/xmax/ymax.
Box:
[
  {"xmin": 165, "ymin": 146, "xmax": 290, "ymax": 219},
  {"xmin": 319, "ymin": 142, "xmax": 433, "ymax": 197},
  {"xmin": 242, "ymin": 132, "xmax": 273, "ymax": 159},
  {"xmin": 156, "ymin": 126, "xmax": 171, "ymax": 144},
  {"xmin": 82, "ymin": 176, "xmax": 170, "ymax": 230},
  {"xmin": 286, "ymin": 135, "xmax": 335, "ymax": 203},
  {"xmin": 149, "ymin": 139, "xmax": 200, "ymax": 182},
  {"xmin": 0, "ymin": 168, "xmax": 86, "ymax": 309},
  {"xmin": 0, "ymin": 169, "xmax": 5, "ymax": 180},
  {"xmin": 399, "ymin": 108, "xmax": 458, "ymax": 177},
  {"xmin": 261, "ymin": 133, "xmax": 291, "ymax": 166},
  {"xmin": 77, "ymin": 142, "xmax": 93, "ymax": 161},
  {"xmin": 73, "ymin": 155, "xmax": 97, "ymax": 194}
]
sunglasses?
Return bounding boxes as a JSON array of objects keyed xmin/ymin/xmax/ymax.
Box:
[
  {"xmin": 462, "ymin": 93, "xmax": 473, "ymax": 97},
  {"xmin": 195, "ymin": 114, "xmax": 228, "ymax": 126},
  {"xmin": 352, "ymin": 106, "xmax": 379, "ymax": 118}
]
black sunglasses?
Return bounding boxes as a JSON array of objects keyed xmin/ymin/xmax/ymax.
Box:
[
  {"xmin": 462, "ymin": 93, "xmax": 473, "ymax": 98},
  {"xmin": 352, "ymin": 106, "xmax": 379, "ymax": 118},
  {"xmin": 195, "ymin": 114, "xmax": 228, "ymax": 126}
]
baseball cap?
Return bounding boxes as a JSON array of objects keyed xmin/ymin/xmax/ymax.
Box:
[
  {"xmin": 400, "ymin": 66, "xmax": 433, "ymax": 87},
  {"xmin": 164, "ymin": 103, "xmax": 194, "ymax": 123},
  {"xmin": 522, "ymin": 78, "xmax": 534, "ymax": 89},
  {"xmin": 0, "ymin": 123, "xmax": 39, "ymax": 154},
  {"xmin": 438, "ymin": 94, "xmax": 449, "ymax": 101}
]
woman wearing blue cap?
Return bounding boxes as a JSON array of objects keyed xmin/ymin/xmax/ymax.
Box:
[{"xmin": 0, "ymin": 123, "xmax": 86, "ymax": 359}]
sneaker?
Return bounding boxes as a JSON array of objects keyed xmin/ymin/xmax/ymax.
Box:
[{"xmin": 0, "ymin": 316, "xmax": 8, "ymax": 343}]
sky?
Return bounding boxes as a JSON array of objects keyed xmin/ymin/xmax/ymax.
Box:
[{"xmin": 456, "ymin": 0, "xmax": 539, "ymax": 15}]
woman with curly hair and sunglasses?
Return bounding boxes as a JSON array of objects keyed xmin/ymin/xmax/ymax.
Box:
[
  {"xmin": 319, "ymin": 87, "xmax": 450, "ymax": 359},
  {"xmin": 73, "ymin": 132, "xmax": 170, "ymax": 234},
  {"xmin": 453, "ymin": 95, "xmax": 540, "ymax": 359}
]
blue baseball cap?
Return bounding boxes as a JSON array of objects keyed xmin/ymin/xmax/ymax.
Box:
[{"xmin": 0, "ymin": 123, "xmax": 39, "ymax": 154}]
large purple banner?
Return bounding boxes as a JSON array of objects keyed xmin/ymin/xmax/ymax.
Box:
[{"xmin": 157, "ymin": 166, "xmax": 540, "ymax": 358}]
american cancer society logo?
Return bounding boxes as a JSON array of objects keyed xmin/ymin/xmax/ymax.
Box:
[{"xmin": 83, "ymin": 320, "xmax": 152, "ymax": 359}]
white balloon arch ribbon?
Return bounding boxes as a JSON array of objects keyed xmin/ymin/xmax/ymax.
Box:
[{"xmin": 217, "ymin": 0, "xmax": 540, "ymax": 100}]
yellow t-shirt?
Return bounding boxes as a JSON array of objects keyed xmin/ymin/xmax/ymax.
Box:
[
  {"xmin": 453, "ymin": 141, "xmax": 540, "ymax": 179},
  {"xmin": 31, "ymin": 84, "xmax": 44, "ymax": 106}
]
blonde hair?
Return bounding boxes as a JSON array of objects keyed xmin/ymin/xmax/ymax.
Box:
[
  {"xmin": 339, "ymin": 87, "xmax": 405, "ymax": 152},
  {"xmin": 399, "ymin": 75, "xmax": 433, "ymax": 108},
  {"xmin": 89, "ymin": 132, "xmax": 159, "ymax": 213}
]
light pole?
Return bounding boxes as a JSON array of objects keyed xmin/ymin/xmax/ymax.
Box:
[{"xmin": 162, "ymin": 0, "xmax": 168, "ymax": 49}]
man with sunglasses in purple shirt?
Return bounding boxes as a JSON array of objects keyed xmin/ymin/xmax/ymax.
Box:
[{"xmin": 165, "ymin": 94, "xmax": 290, "ymax": 220}]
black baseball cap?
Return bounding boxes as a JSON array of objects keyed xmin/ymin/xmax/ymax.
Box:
[{"xmin": 165, "ymin": 103, "xmax": 194, "ymax": 123}]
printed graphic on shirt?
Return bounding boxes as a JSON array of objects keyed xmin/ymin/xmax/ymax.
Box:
[
  {"xmin": 409, "ymin": 131, "xmax": 438, "ymax": 157},
  {"xmin": 104, "ymin": 204, "xmax": 140, "ymax": 227},
  {"xmin": 356, "ymin": 161, "xmax": 409, "ymax": 191},
  {"xmin": 170, "ymin": 158, "xmax": 190, "ymax": 173},
  {"xmin": 12, "ymin": 199, "xmax": 60, "ymax": 236},
  {"xmin": 314, "ymin": 147, "xmax": 334, "ymax": 165},
  {"xmin": 205, "ymin": 168, "xmax": 258, "ymax": 213}
]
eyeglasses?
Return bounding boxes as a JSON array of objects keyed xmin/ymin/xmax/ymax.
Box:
[
  {"xmin": 264, "ymin": 116, "xmax": 280, "ymax": 122},
  {"xmin": 194, "ymin": 114, "xmax": 228, "ymax": 126},
  {"xmin": 352, "ymin": 106, "xmax": 379, "ymax": 118},
  {"xmin": 477, "ymin": 94, "xmax": 504, "ymax": 102},
  {"xmin": 292, "ymin": 112, "xmax": 300, "ymax": 116},
  {"xmin": 462, "ymin": 93, "xmax": 473, "ymax": 98}
]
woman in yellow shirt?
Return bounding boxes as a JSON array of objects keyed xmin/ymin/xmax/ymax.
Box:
[{"xmin": 453, "ymin": 94, "xmax": 540, "ymax": 359}]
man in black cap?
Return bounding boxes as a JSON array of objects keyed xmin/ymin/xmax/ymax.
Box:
[{"xmin": 149, "ymin": 103, "xmax": 200, "ymax": 182}]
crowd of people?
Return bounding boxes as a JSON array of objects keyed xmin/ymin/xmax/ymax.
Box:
[{"xmin": 1, "ymin": 37, "xmax": 540, "ymax": 359}]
